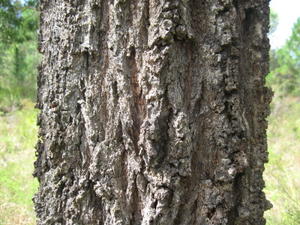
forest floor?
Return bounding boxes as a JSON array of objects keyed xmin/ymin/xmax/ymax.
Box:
[
  {"xmin": 0, "ymin": 97, "xmax": 299, "ymax": 225},
  {"xmin": 0, "ymin": 100, "xmax": 37, "ymax": 225},
  {"xmin": 264, "ymin": 96, "xmax": 300, "ymax": 225}
]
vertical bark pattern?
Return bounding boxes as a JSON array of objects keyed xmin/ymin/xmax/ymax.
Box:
[{"xmin": 35, "ymin": 0, "xmax": 272, "ymax": 224}]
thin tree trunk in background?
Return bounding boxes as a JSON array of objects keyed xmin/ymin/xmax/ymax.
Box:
[
  {"xmin": 34, "ymin": 0, "xmax": 272, "ymax": 224},
  {"xmin": 14, "ymin": 45, "xmax": 21, "ymax": 81}
]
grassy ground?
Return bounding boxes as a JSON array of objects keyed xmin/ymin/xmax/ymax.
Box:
[
  {"xmin": 0, "ymin": 99, "xmax": 38, "ymax": 225},
  {"xmin": 0, "ymin": 97, "xmax": 299, "ymax": 225},
  {"xmin": 264, "ymin": 96, "xmax": 300, "ymax": 225}
]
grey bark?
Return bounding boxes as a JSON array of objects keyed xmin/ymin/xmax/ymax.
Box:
[{"xmin": 34, "ymin": 0, "xmax": 272, "ymax": 224}]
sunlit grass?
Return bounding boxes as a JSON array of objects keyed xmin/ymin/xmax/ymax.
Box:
[
  {"xmin": 0, "ymin": 99, "xmax": 38, "ymax": 225},
  {"xmin": 264, "ymin": 96, "xmax": 300, "ymax": 225}
]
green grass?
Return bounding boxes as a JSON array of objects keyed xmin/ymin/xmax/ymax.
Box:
[
  {"xmin": 264, "ymin": 96, "xmax": 300, "ymax": 225},
  {"xmin": 0, "ymin": 99, "xmax": 38, "ymax": 225}
]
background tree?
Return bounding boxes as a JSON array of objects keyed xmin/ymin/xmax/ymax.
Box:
[
  {"xmin": 269, "ymin": 10, "xmax": 278, "ymax": 35},
  {"xmin": 34, "ymin": 0, "xmax": 272, "ymax": 225},
  {"xmin": 268, "ymin": 17, "xmax": 300, "ymax": 96},
  {"xmin": 0, "ymin": 0, "xmax": 39, "ymax": 109}
]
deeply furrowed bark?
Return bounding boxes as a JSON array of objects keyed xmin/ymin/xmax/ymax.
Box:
[{"xmin": 34, "ymin": 0, "xmax": 272, "ymax": 224}]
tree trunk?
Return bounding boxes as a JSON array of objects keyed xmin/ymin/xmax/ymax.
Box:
[{"xmin": 34, "ymin": 0, "xmax": 272, "ymax": 224}]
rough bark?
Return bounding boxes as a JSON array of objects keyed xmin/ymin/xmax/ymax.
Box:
[{"xmin": 34, "ymin": 0, "xmax": 272, "ymax": 224}]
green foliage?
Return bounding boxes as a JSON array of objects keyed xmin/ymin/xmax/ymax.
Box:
[
  {"xmin": 0, "ymin": 0, "xmax": 38, "ymax": 45},
  {"xmin": 0, "ymin": 0, "xmax": 22, "ymax": 44},
  {"xmin": 0, "ymin": 40, "xmax": 39, "ymax": 108},
  {"xmin": 267, "ymin": 18, "xmax": 300, "ymax": 96},
  {"xmin": 0, "ymin": 0, "xmax": 40, "ymax": 110}
]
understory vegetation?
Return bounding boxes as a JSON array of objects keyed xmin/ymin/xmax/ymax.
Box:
[
  {"xmin": 0, "ymin": 100, "xmax": 38, "ymax": 225},
  {"xmin": 264, "ymin": 96, "xmax": 300, "ymax": 225},
  {"xmin": 264, "ymin": 14, "xmax": 300, "ymax": 225},
  {"xmin": 0, "ymin": 1, "xmax": 299, "ymax": 225},
  {"xmin": 0, "ymin": 1, "xmax": 39, "ymax": 224}
]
